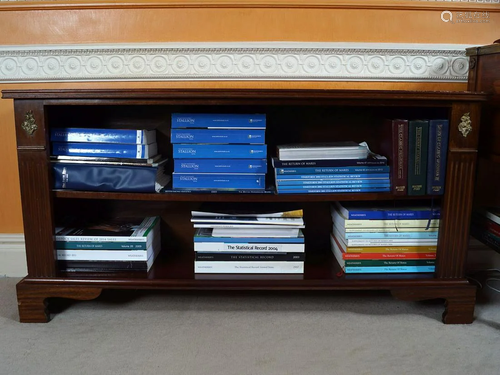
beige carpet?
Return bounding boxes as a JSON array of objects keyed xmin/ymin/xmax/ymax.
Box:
[{"xmin": 1, "ymin": 277, "xmax": 499, "ymax": 375}]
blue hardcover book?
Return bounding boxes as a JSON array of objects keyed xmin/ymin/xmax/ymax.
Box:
[
  {"xmin": 194, "ymin": 229, "xmax": 304, "ymax": 243},
  {"xmin": 173, "ymin": 173, "xmax": 266, "ymax": 190},
  {"xmin": 174, "ymin": 159, "xmax": 267, "ymax": 173},
  {"xmin": 275, "ymin": 166, "xmax": 390, "ymax": 175},
  {"xmin": 342, "ymin": 232, "xmax": 439, "ymax": 239},
  {"xmin": 277, "ymin": 187, "xmax": 391, "ymax": 194},
  {"xmin": 52, "ymin": 159, "xmax": 169, "ymax": 193},
  {"xmin": 344, "ymin": 266, "xmax": 435, "ymax": 273},
  {"xmin": 276, "ymin": 179, "xmax": 390, "ymax": 186},
  {"xmin": 50, "ymin": 128, "xmax": 156, "ymax": 144},
  {"xmin": 276, "ymin": 173, "xmax": 390, "ymax": 180},
  {"xmin": 171, "ymin": 113, "xmax": 266, "ymax": 129},
  {"xmin": 277, "ymin": 183, "xmax": 391, "ymax": 190},
  {"xmin": 426, "ymin": 119, "xmax": 449, "ymax": 195},
  {"xmin": 171, "ymin": 129, "xmax": 265, "ymax": 144},
  {"xmin": 173, "ymin": 144, "xmax": 267, "ymax": 159},
  {"xmin": 334, "ymin": 202, "xmax": 441, "ymax": 220},
  {"xmin": 52, "ymin": 142, "xmax": 158, "ymax": 159}
]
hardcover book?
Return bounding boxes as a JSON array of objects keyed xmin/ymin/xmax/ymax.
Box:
[
  {"xmin": 174, "ymin": 158, "xmax": 267, "ymax": 173},
  {"xmin": 408, "ymin": 120, "xmax": 430, "ymax": 195},
  {"xmin": 171, "ymin": 113, "xmax": 266, "ymax": 129},
  {"xmin": 379, "ymin": 119, "xmax": 408, "ymax": 195},
  {"xmin": 173, "ymin": 144, "xmax": 267, "ymax": 159},
  {"xmin": 426, "ymin": 119, "xmax": 449, "ymax": 195},
  {"xmin": 52, "ymin": 142, "xmax": 158, "ymax": 159},
  {"xmin": 170, "ymin": 129, "xmax": 265, "ymax": 144},
  {"xmin": 50, "ymin": 128, "xmax": 156, "ymax": 144}
]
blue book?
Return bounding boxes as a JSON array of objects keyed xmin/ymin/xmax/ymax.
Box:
[
  {"xmin": 52, "ymin": 142, "xmax": 158, "ymax": 159},
  {"xmin": 52, "ymin": 160, "xmax": 169, "ymax": 193},
  {"xmin": 344, "ymin": 266, "xmax": 435, "ymax": 273},
  {"xmin": 194, "ymin": 229, "xmax": 304, "ymax": 243},
  {"xmin": 341, "ymin": 231, "xmax": 439, "ymax": 239},
  {"xmin": 173, "ymin": 144, "xmax": 267, "ymax": 159},
  {"xmin": 427, "ymin": 119, "xmax": 449, "ymax": 195},
  {"xmin": 277, "ymin": 184, "xmax": 391, "ymax": 190},
  {"xmin": 173, "ymin": 173, "xmax": 266, "ymax": 190},
  {"xmin": 50, "ymin": 128, "xmax": 156, "ymax": 144},
  {"xmin": 276, "ymin": 179, "xmax": 390, "ymax": 186},
  {"xmin": 172, "ymin": 113, "xmax": 266, "ymax": 129},
  {"xmin": 276, "ymin": 173, "xmax": 389, "ymax": 180},
  {"xmin": 174, "ymin": 159, "xmax": 267, "ymax": 173},
  {"xmin": 275, "ymin": 166, "xmax": 390, "ymax": 175},
  {"xmin": 333, "ymin": 202, "xmax": 441, "ymax": 220},
  {"xmin": 277, "ymin": 187, "xmax": 391, "ymax": 194},
  {"xmin": 171, "ymin": 129, "xmax": 265, "ymax": 144}
]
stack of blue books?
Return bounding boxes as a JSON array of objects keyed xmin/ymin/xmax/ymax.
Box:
[
  {"xmin": 50, "ymin": 128, "xmax": 170, "ymax": 193},
  {"xmin": 272, "ymin": 142, "xmax": 391, "ymax": 194},
  {"xmin": 171, "ymin": 113, "xmax": 267, "ymax": 190}
]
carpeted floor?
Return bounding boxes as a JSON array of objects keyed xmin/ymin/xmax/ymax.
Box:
[{"xmin": 1, "ymin": 277, "xmax": 499, "ymax": 375}]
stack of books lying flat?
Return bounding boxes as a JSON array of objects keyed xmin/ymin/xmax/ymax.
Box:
[
  {"xmin": 191, "ymin": 208, "xmax": 305, "ymax": 274},
  {"xmin": 471, "ymin": 207, "xmax": 500, "ymax": 253},
  {"xmin": 50, "ymin": 128, "xmax": 169, "ymax": 192},
  {"xmin": 330, "ymin": 202, "xmax": 439, "ymax": 274},
  {"xmin": 272, "ymin": 142, "xmax": 390, "ymax": 194},
  {"xmin": 171, "ymin": 113, "xmax": 267, "ymax": 191},
  {"xmin": 55, "ymin": 216, "xmax": 161, "ymax": 272}
]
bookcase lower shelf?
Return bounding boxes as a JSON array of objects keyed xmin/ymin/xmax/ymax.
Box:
[{"xmin": 16, "ymin": 252, "xmax": 476, "ymax": 324}]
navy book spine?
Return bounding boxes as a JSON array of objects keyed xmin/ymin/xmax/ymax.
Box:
[
  {"xmin": 174, "ymin": 159, "xmax": 267, "ymax": 173},
  {"xmin": 426, "ymin": 120, "xmax": 449, "ymax": 195},
  {"xmin": 171, "ymin": 113, "xmax": 266, "ymax": 129},
  {"xmin": 170, "ymin": 129, "xmax": 265, "ymax": 144},
  {"xmin": 275, "ymin": 166, "xmax": 389, "ymax": 175}
]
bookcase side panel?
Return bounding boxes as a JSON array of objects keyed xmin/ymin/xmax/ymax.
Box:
[
  {"xmin": 436, "ymin": 102, "xmax": 481, "ymax": 279},
  {"xmin": 14, "ymin": 100, "xmax": 56, "ymax": 278}
]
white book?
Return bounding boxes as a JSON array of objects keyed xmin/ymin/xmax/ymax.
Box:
[
  {"xmin": 194, "ymin": 223, "xmax": 305, "ymax": 229},
  {"xmin": 194, "ymin": 261, "xmax": 304, "ymax": 274},
  {"xmin": 212, "ymin": 227, "xmax": 301, "ymax": 238},
  {"xmin": 277, "ymin": 142, "xmax": 369, "ymax": 161},
  {"xmin": 191, "ymin": 209, "xmax": 303, "ymax": 218},
  {"xmin": 56, "ymin": 248, "xmax": 152, "ymax": 261},
  {"xmin": 194, "ymin": 242, "xmax": 305, "ymax": 253},
  {"xmin": 191, "ymin": 216, "xmax": 304, "ymax": 226}
]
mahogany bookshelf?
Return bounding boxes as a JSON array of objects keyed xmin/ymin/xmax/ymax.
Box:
[{"xmin": 1, "ymin": 88, "xmax": 487, "ymax": 324}]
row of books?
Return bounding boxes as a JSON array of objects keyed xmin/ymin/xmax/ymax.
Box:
[
  {"xmin": 330, "ymin": 202, "xmax": 439, "ymax": 274},
  {"xmin": 381, "ymin": 119, "xmax": 449, "ymax": 196},
  {"xmin": 171, "ymin": 113, "xmax": 267, "ymax": 190},
  {"xmin": 272, "ymin": 142, "xmax": 391, "ymax": 194},
  {"xmin": 470, "ymin": 207, "xmax": 500, "ymax": 253},
  {"xmin": 50, "ymin": 127, "xmax": 170, "ymax": 193},
  {"xmin": 55, "ymin": 216, "xmax": 161, "ymax": 272},
  {"xmin": 191, "ymin": 208, "xmax": 305, "ymax": 274}
]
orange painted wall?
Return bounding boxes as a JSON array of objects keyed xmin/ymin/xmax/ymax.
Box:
[{"xmin": 0, "ymin": 4, "xmax": 498, "ymax": 233}]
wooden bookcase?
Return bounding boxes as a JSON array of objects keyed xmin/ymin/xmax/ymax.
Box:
[{"xmin": 1, "ymin": 88, "xmax": 487, "ymax": 324}]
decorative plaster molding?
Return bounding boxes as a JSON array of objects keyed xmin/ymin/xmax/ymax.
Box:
[{"xmin": 0, "ymin": 42, "xmax": 471, "ymax": 83}]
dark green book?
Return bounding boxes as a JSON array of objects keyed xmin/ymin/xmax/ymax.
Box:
[
  {"xmin": 344, "ymin": 259, "xmax": 436, "ymax": 267},
  {"xmin": 408, "ymin": 120, "xmax": 429, "ymax": 195}
]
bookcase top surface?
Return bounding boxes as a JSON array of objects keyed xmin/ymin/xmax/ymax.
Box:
[{"xmin": 1, "ymin": 88, "xmax": 488, "ymax": 102}]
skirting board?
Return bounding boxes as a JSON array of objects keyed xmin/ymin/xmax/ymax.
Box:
[{"xmin": 0, "ymin": 234, "xmax": 27, "ymax": 277}]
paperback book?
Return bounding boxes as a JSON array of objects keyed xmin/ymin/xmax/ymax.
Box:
[{"xmin": 50, "ymin": 128, "xmax": 157, "ymax": 144}]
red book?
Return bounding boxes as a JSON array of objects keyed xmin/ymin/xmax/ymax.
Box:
[{"xmin": 380, "ymin": 119, "xmax": 409, "ymax": 195}]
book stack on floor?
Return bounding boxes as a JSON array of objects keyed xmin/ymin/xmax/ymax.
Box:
[
  {"xmin": 171, "ymin": 113, "xmax": 267, "ymax": 191},
  {"xmin": 50, "ymin": 127, "xmax": 169, "ymax": 192},
  {"xmin": 380, "ymin": 119, "xmax": 449, "ymax": 196},
  {"xmin": 191, "ymin": 208, "xmax": 305, "ymax": 274},
  {"xmin": 55, "ymin": 216, "xmax": 161, "ymax": 272},
  {"xmin": 330, "ymin": 202, "xmax": 439, "ymax": 274},
  {"xmin": 471, "ymin": 208, "xmax": 500, "ymax": 253},
  {"xmin": 272, "ymin": 142, "xmax": 390, "ymax": 194}
]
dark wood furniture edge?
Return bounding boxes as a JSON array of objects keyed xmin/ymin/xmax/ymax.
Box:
[
  {"xmin": 391, "ymin": 284, "xmax": 477, "ymax": 324},
  {"xmin": 16, "ymin": 278, "xmax": 103, "ymax": 323}
]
